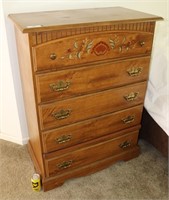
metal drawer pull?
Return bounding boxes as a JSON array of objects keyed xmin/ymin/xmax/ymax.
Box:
[
  {"xmin": 124, "ymin": 92, "xmax": 139, "ymax": 101},
  {"xmin": 50, "ymin": 53, "xmax": 57, "ymax": 60},
  {"xmin": 119, "ymin": 141, "xmax": 131, "ymax": 149},
  {"xmin": 52, "ymin": 109, "xmax": 71, "ymax": 120},
  {"xmin": 58, "ymin": 160, "xmax": 73, "ymax": 169},
  {"xmin": 127, "ymin": 67, "xmax": 142, "ymax": 76},
  {"xmin": 139, "ymin": 41, "xmax": 145, "ymax": 47},
  {"xmin": 122, "ymin": 115, "xmax": 135, "ymax": 124},
  {"xmin": 56, "ymin": 135, "xmax": 72, "ymax": 144},
  {"xmin": 49, "ymin": 80, "xmax": 70, "ymax": 92}
]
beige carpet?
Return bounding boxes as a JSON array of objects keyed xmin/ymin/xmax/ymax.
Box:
[{"xmin": 0, "ymin": 139, "xmax": 168, "ymax": 200}]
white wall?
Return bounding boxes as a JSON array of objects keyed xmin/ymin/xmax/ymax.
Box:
[
  {"xmin": 0, "ymin": 1, "xmax": 28, "ymax": 144},
  {"xmin": 0, "ymin": 0, "xmax": 168, "ymax": 145}
]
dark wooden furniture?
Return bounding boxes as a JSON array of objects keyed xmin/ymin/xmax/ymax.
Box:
[
  {"xmin": 9, "ymin": 7, "xmax": 162, "ymax": 191},
  {"xmin": 140, "ymin": 108, "xmax": 168, "ymax": 157}
]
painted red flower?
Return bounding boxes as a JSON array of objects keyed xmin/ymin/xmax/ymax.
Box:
[
  {"xmin": 67, "ymin": 48, "xmax": 72, "ymax": 53},
  {"xmin": 92, "ymin": 41, "xmax": 110, "ymax": 56}
]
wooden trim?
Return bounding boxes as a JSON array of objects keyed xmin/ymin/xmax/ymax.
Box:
[
  {"xmin": 27, "ymin": 141, "xmax": 41, "ymax": 175},
  {"xmin": 8, "ymin": 7, "xmax": 163, "ymax": 33},
  {"xmin": 43, "ymin": 126, "xmax": 141, "ymax": 159},
  {"xmin": 42, "ymin": 146, "xmax": 140, "ymax": 191},
  {"xmin": 14, "ymin": 27, "xmax": 45, "ymax": 175},
  {"xmin": 30, "ymin": 22, "xmax": 155, "ymax": 45}
]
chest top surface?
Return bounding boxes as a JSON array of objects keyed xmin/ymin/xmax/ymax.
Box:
[{"xmin": 9, "ymin": 7, "xmax": 162, "ymax": 33}]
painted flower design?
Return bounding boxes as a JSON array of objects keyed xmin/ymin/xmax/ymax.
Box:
[
  {"xmin": 60, "ymin": 34, "xmax": 138, "ymax": 60},
  {"xmin": 119, "ymin": 37, "xmax": 137, "ymax": 52},
  {"xmin": 92, "ymin": 41, "xmax": 110, "ymax": 56},
  {"xmin": 61, "ymin": 38, "xmax": 93, "ymax": 60}
]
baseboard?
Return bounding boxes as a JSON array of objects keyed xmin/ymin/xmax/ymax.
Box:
[{"xmin": 0, "ymin": 132, "xmax": 29, "ymax": 145}]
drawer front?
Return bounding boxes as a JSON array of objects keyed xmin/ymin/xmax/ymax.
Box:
[
  {"xmin": 42, "ymin": 105, "xmax": 143, "ymax": 153},
  {"xmin": 39, "ymin": 82, "xmax": 147, "ymax": 130},
  {"xmin": 44, "ymin": 130, "xmax": 139, "ymax": 177},
  {"xmin": 36, "ymin": 57, "xmax": 150, "ymax": 103},
  {"xmin": 33, "ymin": 32, "xmax": 153, "ymax": 71}
]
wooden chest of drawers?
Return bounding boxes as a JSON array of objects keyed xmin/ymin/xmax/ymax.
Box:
[{"xmin": 9, "ymin": 7, "xmax": 162, "ymax": 191}]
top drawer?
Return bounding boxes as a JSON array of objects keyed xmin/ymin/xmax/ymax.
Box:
[{"xmin": 32, "ymin": 31, "xmax": 153, "ymax": 72}]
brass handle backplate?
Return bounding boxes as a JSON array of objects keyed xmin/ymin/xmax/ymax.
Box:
[
  {"xmin": 127, "ymin": 67, "xmax": 142, "ymax": 76},
  {"xmin": 124, "ymin": 92, "xmax": 139, "ymax": 101},
  {"xmin": 119, "ymin": 141, "xmax": 131, "ymax": 149},
  {"xmin": 52, "ymin": 109, "xmax": 71, "ymax": 120},
  {"xmin": 49, "ymin": 80, "xmax": 70, "ymax": 92},
  {"xmin": 139, "ymin": 41, "xmax": 145, "ymax": 47},
  {"xmin": 122, "ymin": 115, "xmax": 135, "ymax": 124},
  {"xmin": 56, "ymin": 135, "xmax": 72, "ymax": 144},
  {"xmin": 58, "ymin": 160, "xmax": 73, "ymax": 169},
  {"xmin": 50, "ymin": 53, "xmax": 57, "ymax": 60}
]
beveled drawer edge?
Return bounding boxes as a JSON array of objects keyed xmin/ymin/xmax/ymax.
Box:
[
  {"xmin": 43, "ymin": 125, "xmax": 141, "ymax": 160},
  {"xmin": 44, "ymin": 129, "xmax": 139, "ymax": 177},
  {"xmin": 39, "ymin": 81, "xmax": 147, "ymax": 131},
  {"xmin": 40, "ymin": 81, "xmax": 147, "ymax": 108},
  {"xmin": 41, "ymin": 105, "xmax": 143, "ymax": 153},
  {"xmin": 41, "ymin": 105, "xmax": 143, "ymax": 135},
  {"xmin": 34, "ymin": 55, "xmax": 151, "ymax": 75},
  {"xmin": 42, "ymin": 145, "xmax": 140, "ymax": 191},
  {"xmin": 36, "ymin": 56, "xmax": 151, "ymax": 76}
]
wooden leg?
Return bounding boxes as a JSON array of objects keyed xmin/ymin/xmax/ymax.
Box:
[
  {"xmin": 42, "ymin": 146, "xmax": 140, "ymax": 192},
  {"xmin": 43, "ymin": 180, "xmax": 65, "ymax": 192}
]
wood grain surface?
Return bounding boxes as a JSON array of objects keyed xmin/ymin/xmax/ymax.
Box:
[{"xmin": 8, "ymin": 7, "xmax": 162, "ymax": 33}]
